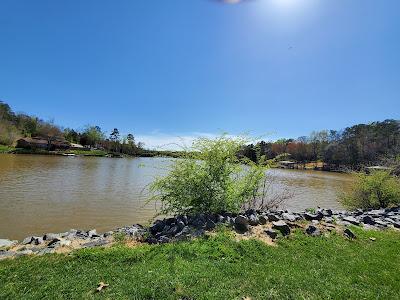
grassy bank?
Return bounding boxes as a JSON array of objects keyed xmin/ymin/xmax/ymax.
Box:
[
  {"xmin": 0, "ymin": 145, "xmax": 15, "ymax": 153},
  {"xmin": 1, "ymin": 227, "xmax": 399, "ymax": 299}
]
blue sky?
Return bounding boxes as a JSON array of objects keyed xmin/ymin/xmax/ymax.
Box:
[{"xmin": 0, "ymin": 0, "xmax": 399, "ymax": 149}]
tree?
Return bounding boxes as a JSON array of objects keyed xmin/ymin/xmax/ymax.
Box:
[{"xmin": 110, "ymin": 128, "xmax": 120, "ymax": 152}]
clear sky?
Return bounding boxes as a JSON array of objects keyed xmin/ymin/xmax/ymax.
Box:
[{"xmin": 0, "ymin": 0, "xmax": 399, "ymax": 149}]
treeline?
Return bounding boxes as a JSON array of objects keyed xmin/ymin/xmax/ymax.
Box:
[
  {"xmin": 0, "ymin": 101, "xmax": 144, "ymax": 155},
  {"xmin": 240, "ymin": 120, "xmax": 400, "ymax": 168}
]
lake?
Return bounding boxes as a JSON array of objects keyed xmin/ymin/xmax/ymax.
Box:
[{"xmin": 0, "ymin": 154, "xmax": 354, "ymax": 240}]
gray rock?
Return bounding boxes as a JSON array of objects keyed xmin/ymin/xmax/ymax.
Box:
[
  {"xmin": 259, "ymin": 215, "xmax": 268, "ymax": 225},
  {"xmin": 103, "ymin": 231, "xmax": 114, "ymax": 238},
  {"xmin": 37, "ymin": 248, "xmax": 55, "ymax": 256},
  {"xmin": 311, "ymin": 220, "xmax": 320, "ymax": 225},
  {"xmin": 368, "ymin": 209, "xmax": 386, "ymax": 217},
  {"xmin": 81, "ymin": 239, "xmax": 110, "ymax": 248},
  {"xmin": 150, "ymin": 220, "xmax": 165, "ymax": 235},
  {"xmin": 374, "ymin": 219, "xmax": 388, "ymax": 227},
  {"xmin": 15, "ymin": 250, "xmax": 33, "ymax": 257},
  {"xmin": 342, "ymin": 216, "xmax": 360, "ymax": 226},
  {"xmin": 0, "ymin": 239, "xmax": 17, "ymax": 248},
  {"xmin": 303, "ymin": 212, "xmax": 323, "ymax": 221},
  {"xmin": 192, "ymin": 229, "xmax": 205, "ymax": 237},
  {"xmin": 322, "ymin": 209, "xmax": 333, "ymax": 217},
  {"xmin": 43, "ymin": 233, "xmax": 62, "ymax": 241},
  {"xmin": 267, "ymin": 214, "xmax": 280, "ymax": 222},
  {"xmin": 248, "ymin": 214, "xmax": 260, "ymax": 226},
  {"xmin": 344, "ymin": 228, "xmax": 356, "ymax": 239},
  {"xmin": 22, "ymin": 236, "xmax": 34, "ymax": 245},
  {"xmin": 157, "ymin": 236, "xmax": 171, "ymax": 244},
  {"xmin": 31, "ymin": 236, "xmax": 44, "ymax": 245},
  {"xmin": 282, "ymin": 213, "xmax": 296, "ymax": 222},
  {"xmin": 205, "ymin": 220, "xmax": 216, "ymax": 230},
  {"xmin": 272, "ymin": 221, "xmax": 290, "ymax": 236},
  {"xmin": 0, "ymin": 250, "xmax": 15, "ymax": 259},
  {"xmin": 264, "ymin": 229, "xmax": 278, "ymax": 239},
  {"xmin": 305, "ymin": 225, "xmax": 321, "ymax": 237},
  {"xmin": 362, "ymin": 215, "xmax": 376, "ymax": 225},
  {"xmin": 87, "ymin": 229, "xmax": 98, "ymax": 238}
]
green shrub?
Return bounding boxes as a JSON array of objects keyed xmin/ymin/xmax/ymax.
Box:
[
  {"xmin": 150, "ymin": 135, "xmax": 268, "ymax": 215},
  {"xmin": 340, "ymin": 171, "xmax": 400, "ymax": 209}
]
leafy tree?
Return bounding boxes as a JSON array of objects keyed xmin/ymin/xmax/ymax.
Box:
[
  {"xmin": 150, "ymin": 135, "xmax": 268, "ymax": 215},
  {"xmin": 340, "ymin": 171, "xmax": 400, "ymax": 209}
]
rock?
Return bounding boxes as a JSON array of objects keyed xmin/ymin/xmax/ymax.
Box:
[
  {"xmin": 43, "ymin": 233, "xmax": 61, "ymax": 241},
  {"xmin": 150, "ymin": 220, "xmax": 165, "ymax": 235},
  {"xmin": 15, "ymin": 250, "xmax": 33, "ymax": 257},
  {"xmin": 0, "ymin": 250, "xmax": 15, "ymax": 259},
  {"xmin": 234, "ymin": 215, "xmax": 249, "ymax": 233},
  {"xmin": 48, "ymin": 238, "xmax": 71, "ymax": 248},
  {"xmin": 157, "ymin": 236, "xmax": 171, "ymax": 244},
  {"xmin": 87, "ymin": 229, "xmax": 100, "ymax": 238},
  {"xmin": 342, "ymin": 216, "xmax": 360, "ymax": 226},
  {"xmin": 322, "ymin": 209, "xmax": 333, "ymax": 217},
  {"xmin": 0, "ymin": 239, "xmax": 17, "ymax": 248},
  {"xmin": 367, "ymin": 209, "xmax": 386, "ymax": 217},
  {"xmin": 362, "ymin": 215, "xmax": 376, "ymax": 225},
  {"xmin": 259, "ymin": 215, "xmax": 268, "ymax": 225},
  {"xmin": 324, "ymin": 217, "xmax": 334, "ymax": 223},
  {"xmin": 374, "ymin": 219, "xmax": 388, "ymax": 228},
  {"xmin": 282, "ymin": 213, "xmax": 296, "ymax": 222},
  {"xmin": 311, "ymin": 220, "xmax": 320, "ymax": 225},
  {"xmin": 267, "ymin": 214, "xmax": 280, "ymax": 222},
  {"xmin": 205, "ymin": 220, "xmax": 216, "ymax": 230},
  {"xmin": 272, "ymin": 221, "xmax": 290, "ymax": 236},
  {"xmin": 393, "ymin": 222, "xmax": 400, "ymax": 229},
  {"xmin": 248, "ymin": 214, "xmax": 260, "ymax": 226},
  {"xmin": 82, "ymin": 239, "xmax": 110, "ymax": 248},
  {"xmin": 22, "ymin": 236, "xmax": 34, "ymax": 245},
  {"xmin": 103, "ymin": 231, "xmax": 114, "ymax": 238},
  {"xmin": 37, "ymin": 248, "xmax": 55, "ymax": 256},
  {"xmin": 192, "ymin": 229, "xmax": 205, "ymax": 237},
  {"xmin": 31, "ymin": 236, "xmax": 44, "ymax": 245},
  {"xmin": 303, "ymin": 212, "xmax": 323, "ymax": 221},
  {"xmin": 245, "ymin": 209, "xmax": 257, "ymax": 216},
  {"xmin": 264, "ymin": 229, "xmax": 278, "ymax": 239},
  {"xmin": 305, "ymin": 225, "xmax": 321, "ymax": 237},
  {"xmin": 344, "ymin": 228, "xmax": 356, "ymax": 239}
]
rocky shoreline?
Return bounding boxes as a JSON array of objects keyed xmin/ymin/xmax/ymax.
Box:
[{"xmin": 1, "ymin": 206, "xmax": 400, "ymax": 260}]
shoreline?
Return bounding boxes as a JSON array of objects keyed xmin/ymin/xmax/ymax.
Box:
[{"xmin": 2, "ymin": 206, "xmax": 399, "ymax": 259}]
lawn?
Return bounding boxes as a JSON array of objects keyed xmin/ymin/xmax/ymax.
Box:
[
  {"xmin": 0, "ymin": 145, "xmax": 15, "ymax": 153},
  {"xmin": 1, "ymin": 227, "xmax": 399, "ymax": 299}
]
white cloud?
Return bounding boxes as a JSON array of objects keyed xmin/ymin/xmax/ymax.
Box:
[{"xmin": 135, "ymin": 132, "xmax": 221, "ymax": 151}]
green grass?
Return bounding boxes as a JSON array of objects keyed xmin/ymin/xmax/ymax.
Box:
[
  {"xmin": 0, "ymin": 145, "xmax": 15, "ymax": 153},
  {"xmin": 1, "ymin": 228, "xmax": 399, "ymax": 299}
]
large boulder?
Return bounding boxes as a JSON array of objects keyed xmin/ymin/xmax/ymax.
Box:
[
  {"xmin": 272, "ymin": 221, "xmax": 291, "ymax": 236},
  {"xmin": 234, "ymin": 215, "xmax": 249, "ymax": 233}
]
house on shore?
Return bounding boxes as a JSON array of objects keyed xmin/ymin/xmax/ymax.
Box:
[{"xmin": 16, "ymin": 137, "xmax": 70, "ymax": 151}]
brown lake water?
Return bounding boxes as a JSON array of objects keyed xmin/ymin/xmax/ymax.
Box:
[{"xmin": 0, "ymin": 154, "xmax": 354, "ymax": 240}]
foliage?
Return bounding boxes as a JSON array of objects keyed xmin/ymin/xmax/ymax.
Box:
[
  {"xmin": 241, "ymin": 120, "xmax": 400, "ymax": 168},
  {"xmin": 1, "ymin": 229, "xmax": 400, "ymax": 299},
  {"xmin": 150, "ymin": 135, "xmax": 268, "ymax": 215},
  {"xmin": 340, "ymin": 171, "xmax": 400, "ymax": 209}
]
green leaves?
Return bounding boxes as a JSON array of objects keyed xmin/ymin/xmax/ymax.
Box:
[{"xmin": 150, "ymin": 135, "xmax": 268, "ymax": 215}]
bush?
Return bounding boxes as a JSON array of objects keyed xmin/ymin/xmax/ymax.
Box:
[
  {"xmin": 150, "ymin": 135, "xmax": 268, "ymax": 215},
  {"xmin": 340, "ymin": 171, "xmax": 400, "ymax": 209}
]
